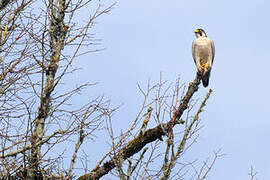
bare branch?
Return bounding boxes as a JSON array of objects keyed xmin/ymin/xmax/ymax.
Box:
[
  {"xmin": 78, "ymin": 74, "xmax": 203, "ymax": 180},
  {"xmin": 248, "ymin": 166, "xmax": 258, "ymax": 180}
]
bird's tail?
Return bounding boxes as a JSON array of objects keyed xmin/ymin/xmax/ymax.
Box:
[{"xmin": 202, "ymin": 70, "xmax": 210, "ymax": 87}]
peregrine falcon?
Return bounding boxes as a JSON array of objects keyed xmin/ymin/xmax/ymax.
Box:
[{"xmin": 192, "ymin": 29, "xmax": 215, "ymax": 87}]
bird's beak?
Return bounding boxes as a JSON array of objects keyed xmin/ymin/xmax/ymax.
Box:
[{"xmin": 194, "ymin": 29, "xmax": 200, "ymax": 33}]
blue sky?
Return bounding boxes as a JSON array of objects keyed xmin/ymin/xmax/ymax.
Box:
[{"xmin": 73, "ymin": 0, "xmax": 270, "ymax": 179}]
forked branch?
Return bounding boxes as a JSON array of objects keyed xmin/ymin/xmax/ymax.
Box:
[{"xmin": 78, "ymin": 73, "xmax": 203, "ymax": 180}]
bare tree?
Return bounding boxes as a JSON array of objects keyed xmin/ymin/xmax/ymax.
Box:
[
  {"xmin": 78, "ymin": 74, "xmax": 221, "ymax": 180},
  {"xmin": 0, "ymin": 0, "xmax": 220, "ymax": 179},
  {"xmin": 0, "ymin": 0, "xmax": 115, "ymax": 179}
]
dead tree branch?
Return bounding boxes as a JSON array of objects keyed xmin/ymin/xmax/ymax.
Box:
[{"xmin": 78, "ymin": 73, "xmax": 202, "ymax": 180}]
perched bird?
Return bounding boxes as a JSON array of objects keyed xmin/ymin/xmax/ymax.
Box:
[{"xmin": 192, "ymin": 29, "xmax": 215, "ymax": 87}]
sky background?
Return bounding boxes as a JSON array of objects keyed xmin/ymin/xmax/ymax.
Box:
[{"xmin": 71, "ymin": 0, "xmax": 270, "ymax": 179}]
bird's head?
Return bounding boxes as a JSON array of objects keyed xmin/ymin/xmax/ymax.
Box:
[{"xmin": 194, "ymin": 28, "xmax": 207, "ymax": 38}]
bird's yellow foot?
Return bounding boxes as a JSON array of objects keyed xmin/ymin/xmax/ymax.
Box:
[{"xmin": 199, "ymin": 63, "xmax": 208, "ymax": 71}]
